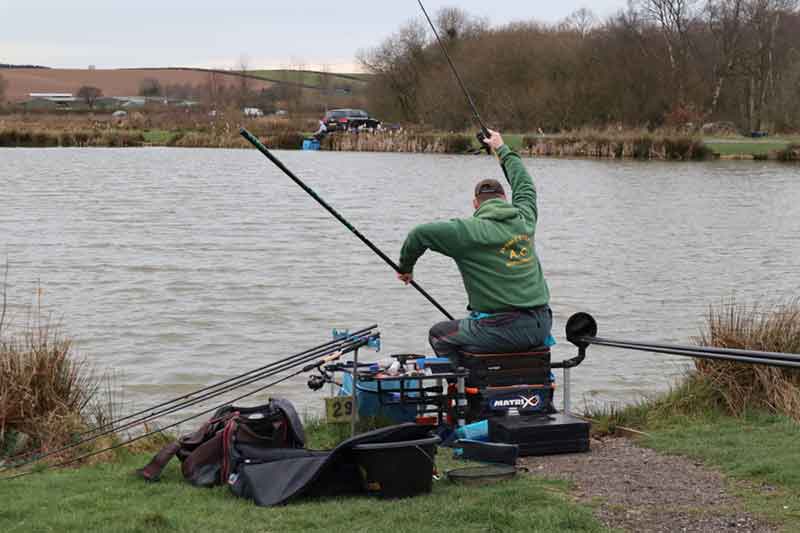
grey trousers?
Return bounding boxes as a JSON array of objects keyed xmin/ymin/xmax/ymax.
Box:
[{"xmin": 429, "ymin": 306, "xmax": 553, "ymax": 366}]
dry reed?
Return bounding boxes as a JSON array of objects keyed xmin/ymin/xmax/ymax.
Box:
[
  {"xmin": 0, "ymin": 295, "xmax": 116, "ymax": 462},
  {"xmin": 693, "ymin": 300, "xmax": 800, "ymax": 421}
]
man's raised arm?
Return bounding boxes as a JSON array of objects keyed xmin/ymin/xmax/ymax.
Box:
[{"xmin": 483, "ymin": 130, "xmax": 538, "ymax": 224}]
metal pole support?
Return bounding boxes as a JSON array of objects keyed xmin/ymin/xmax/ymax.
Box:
[
  {"xmin": 562, "ymin": 367, "xmax": 571, "ymax": 414},
  {"xmin": 456, "ymin": 368, "xmax": 467, "ymax": 428},
  {"xmin": 351, "ymin": 348, "xmax": 359, "ymax": 437}
]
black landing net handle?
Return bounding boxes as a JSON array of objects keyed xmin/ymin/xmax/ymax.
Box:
[
  {"xmin": 566, "ymin": 312, "xmax": 800, "ymax": 369},
  {"xmin": 239, "ymin": 128, "xmax": 454, "ymax": 321}
]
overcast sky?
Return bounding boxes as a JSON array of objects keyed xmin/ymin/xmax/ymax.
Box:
[{"xmin": 1, "ymin": 1, "xmax": 626, "ymax": 71}]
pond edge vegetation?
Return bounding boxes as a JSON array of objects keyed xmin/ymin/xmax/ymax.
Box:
[{"xmin": 2, "ymin": 121, "xmax": 799, "ymax": 161}]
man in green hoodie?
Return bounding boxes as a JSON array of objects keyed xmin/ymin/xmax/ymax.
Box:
[{"xmin": 397, "ymin": 130, "xmax": 552, "ymax": 365}]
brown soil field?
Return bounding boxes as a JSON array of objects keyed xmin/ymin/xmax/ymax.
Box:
[{"xmin": 1, "ymin": 68, "xmax": 275, "ymax": 102}]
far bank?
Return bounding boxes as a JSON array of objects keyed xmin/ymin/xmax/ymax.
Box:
[{"xmin": 2, "ymin": 113, "xmax": 799, "ymax": 161}]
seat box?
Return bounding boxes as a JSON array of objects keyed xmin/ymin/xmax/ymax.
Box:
[{"xmin": 489, "ymin": 413, "xmax": 590, "ymax": 456}]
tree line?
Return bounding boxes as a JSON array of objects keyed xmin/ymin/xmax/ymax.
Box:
[{"xmin": 359, "ymin": 2, "xmax": 800, "ymax": 133}]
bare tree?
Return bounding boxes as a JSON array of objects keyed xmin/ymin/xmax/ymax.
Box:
[
  {"xmin": 705, "ymin": 0, "xmax": 747, "ymax": 116},
  {"xmin": 77, "ymin": 85, "xmax": 103, "ymax": 109},
  {"xmin": 237, "ymin": 54, "xmax": 252, "ymax": 107},
  {"xmin": 206, "ymin": 70, "xmax": 220, "ymax": 109},
  {"xmin": 640, "ymin": 0, "xmax": 700, "ymax": 105},
  {"xmin": 742, "ymin": 0, "xmax": 799, "ymax": 130},
  {"xmin": 562, "ymin": 7, "xmax": 599, "ymax": 37},
  {"xmin": 358, "ymin": 18, "xmax": 430, "ymax": 122},
  {"xmin": 139, "ymin": 78, "xmax": 163, "ymax": 97},
  {"xmin": 435, "ymin": 7, "xmax": 488, "ymax": 41}
]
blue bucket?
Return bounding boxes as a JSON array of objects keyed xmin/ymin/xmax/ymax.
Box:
[
  {"xmin": 340, "ymin": 373, "xmax": 418, "ymax": 423},
  {"xmin": 302, "ymin": 139, "xmax": 321, "ymax": 151}
]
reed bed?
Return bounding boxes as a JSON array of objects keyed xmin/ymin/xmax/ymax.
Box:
[
  {"xmin": 0, "ymin": 306, "xmax": 115, "ymax": 462},
  {"xmin": 693, "ymin": 300, "xmax": 800, "ymax": 421},
  {"xmin": 0, "ymin": 128, "xmax": 145, "ymax": 148},
  {"xmin": 522, "ymin": 132, "xmax": 713, "ymax": 160},
  {"xmin": 322, "ymin": 131, "xmax": 474, "ymax": 154},
  {"xmin": 587, "ymin": 300, "xmax": 800, "ymax": 432}
]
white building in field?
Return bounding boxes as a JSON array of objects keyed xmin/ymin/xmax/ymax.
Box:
[{"xmin": 29, "ymin": 93, "xmax": 76, "ymax": 102}]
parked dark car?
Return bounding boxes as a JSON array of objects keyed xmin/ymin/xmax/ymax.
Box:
[{"xmin": 324, "ymin": 109, "xmax": 381, "ymax": 131}]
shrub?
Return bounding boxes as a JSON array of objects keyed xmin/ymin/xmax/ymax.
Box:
[
  {"xmin": 0, "ymin": 129, "xmax": 15, "ymax": 146},
  {"xmin": 31, "ymin": 131, "xmax": 58, "ymax": 147},
  {"xmin": 1, "ymin": 314, "xmax": 114, "ymax": 459},
  {"xmin": 270, "ymin": 132, "xmax": 304, "ymax": 150},
  {"xmin": 693, "ymin": 300, "xmax": 800, "ymax": 421},
  {"xmin": 442, "ymin": 134, "xmax": 473, "ymax": 154},
  {"xmin": 777, "ymin": 144, "xmax": 799, "ymax": 162},
  {"xmin": 664, "ymin": 137, "xmax": 693, "ymax": 160},
  {"xmin": 73, "ymin": 132, "xmax": 89, "ymax": 146},
  {"xmin": 689, "ymin": 140, "xmax": 713, "ymax": 161},
  {"xmin": 632, "ymin": 136, "xmax": 653, "ymax": 159},
  {"xmin": 59, "ymin": 132, "xmax": 75, "ymax": 147},
  {"xmin": 522, "ymin": 135, "xmax": 539, "ymax": 150}
]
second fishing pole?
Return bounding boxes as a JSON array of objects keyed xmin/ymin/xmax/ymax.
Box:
[{"xmin": 1, "ymin": 331, "xmax": 377, "ymax": 473}]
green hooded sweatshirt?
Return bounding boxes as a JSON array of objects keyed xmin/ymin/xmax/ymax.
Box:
[{"xmin": 398, "ymin": 144, "xmax": 549, "ymax": 313}]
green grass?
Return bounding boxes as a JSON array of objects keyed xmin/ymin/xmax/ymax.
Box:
[
  {"xmin": 0, "ymin": 431, "xmax": 607, "ymax": 533},
  {"xmin": 641, "ymin": 411, "xmax": 800, "ymax": 529},
  {"xmin": 142, "ymin": 130, "xmax": 174, "ymax": 145},
  {"xmin": 704, "ymin": 140, "xmax": 790, "ymax": 157}
]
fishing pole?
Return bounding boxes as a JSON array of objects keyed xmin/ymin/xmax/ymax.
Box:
[
  {"xmin": 239, "ymin": 128, "xmax": 454, "ymax": 321},
  {"xmin": 2, "ymin": 336, "xmax": 370, "ymax": 481},
  {"xmin": 566, "ymin": 312, "xmax": 800, "ymax": 369},
  {"xmin": 588, "ymin": 339, "xmax": 800, "ymax": 369},
  {"xmin": 1, "ymin": 332, "xmax": 376, "ymax": 473},
  {"xmin": 91, "ymin": 326, "xmax": 374, "ymax": 437},
  {"xmin": 1, "ymin": 326, "xmax": 376, "ymax": 467},
  {"xmin": 587, "ymin": 337, "xmax": 800, "ymax": 364},
  {"xmin": 416, "ymin": 0, "xmax": 491, "ymax": 149}
]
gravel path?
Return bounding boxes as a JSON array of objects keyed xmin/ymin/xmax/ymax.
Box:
[{"xmin": 523, "ymin": 437, "xmax": 775, "ymax": 533}]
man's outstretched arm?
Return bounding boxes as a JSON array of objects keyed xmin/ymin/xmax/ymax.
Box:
[
  {"xmin": 484, "ymin": 130, "xmax": 538, "ymax": 224},
  {"xmin": 398, "ymin": 220, "xmax": 464, "ymax": 282}
]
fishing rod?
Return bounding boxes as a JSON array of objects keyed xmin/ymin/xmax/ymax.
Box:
[
  {"xmin": 240, "ymin": 128, "xmax": 454, "ymax": 321},
  {"xmin": 566, "ymin": 312, "xmax": 800, "ymax": 369},
  {"xmin": 588, "ymin": 339, "xmax": 800, "ymax": 369},
  {"xmin": 2, "ymin": 336, "xmax": 371, "ymax": 481},
  {"xmin": 1, "ymin": 332, "xmax": 377, "ymax": 473},
  {"xmin": 91, "ymin": 326, "xmax": 375, "ymax": 437},
  {"xmin": 586, "ymin": 337, "xmax": 800, "ymax": 364},
  {"xmin": 416, "ymin": 0, "xmax": 491, "ymax": 148},
  {"xmin": 1, "ymin": 326, "xmax": 376, "ymax": 467}
]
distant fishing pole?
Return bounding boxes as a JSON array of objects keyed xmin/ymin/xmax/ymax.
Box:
[
  {"xmin": 239, "ymin": 128, "xmax": 455, "ymax": 321},
  {"xmin": 416, "ymin": 0, "xmax": 491, "ymax": 149}
]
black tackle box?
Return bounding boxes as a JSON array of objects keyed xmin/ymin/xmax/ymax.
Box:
[{"xmin": 489, "ymin": 413, "xmax": 590, "ymax": 456}]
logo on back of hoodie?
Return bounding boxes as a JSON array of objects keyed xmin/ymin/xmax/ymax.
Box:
[{"xmin": 499, "ymin": 234, "xmax": 533, "ymax": 268}]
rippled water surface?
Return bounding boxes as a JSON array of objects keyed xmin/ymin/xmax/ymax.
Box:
[{"xmin": 2, "ymin": 148, "xmax": 798, "ymax": 417}]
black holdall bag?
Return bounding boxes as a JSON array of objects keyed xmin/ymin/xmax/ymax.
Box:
[{"xmin": 137, "ymin": 398, "xmax": 305, "ymax": 486}]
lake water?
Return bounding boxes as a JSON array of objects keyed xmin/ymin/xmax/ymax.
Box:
[{"xmin": 2, "ymin": 147, "xmax": 798, "ymax": 419}]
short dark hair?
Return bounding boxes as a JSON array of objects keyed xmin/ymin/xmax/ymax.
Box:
[{"xmin": 474, "ymin": 179, "xmax": 506, "ymax": 203}]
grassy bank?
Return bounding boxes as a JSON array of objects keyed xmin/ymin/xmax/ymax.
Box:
[{"xmin": 0, "ymin": 433, "xmax": 607, "ymax": 533}]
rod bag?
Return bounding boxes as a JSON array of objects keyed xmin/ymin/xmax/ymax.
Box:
[{"xmin": 137, "ymin": 398, "xmax": 304, "ymax": 485}]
